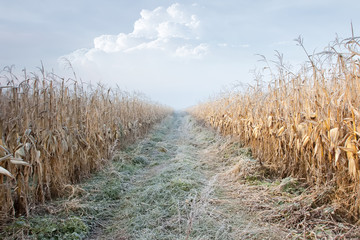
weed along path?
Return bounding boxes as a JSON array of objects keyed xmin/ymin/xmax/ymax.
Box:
[
  {"xmin": 85, "ymin": 112, "xmax": 286, "ymax": 240},
  {"xmin": 4, "ymin": 112, "xmax": 292, "ymax": 239}
]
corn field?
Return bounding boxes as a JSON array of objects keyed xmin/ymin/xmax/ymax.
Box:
[
  {"xmin": 0, "ymin": 67, "xmax": 171, "ymax": 223},
  {"xmin": 189, "ymin": 37, "xmax": 360, "ymax": 221}
]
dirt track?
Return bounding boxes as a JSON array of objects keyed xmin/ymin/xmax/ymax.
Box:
[
  {"xmin": 88, "ymin": 112, "xmax": 286, "ymax": 239},
  {"xmin": 3, "ymin": 112, "xmax": 359, "ymax": 239},
  {"xmin": 1, "ymin": 113, "xmax": 294, "ymax": 239}
]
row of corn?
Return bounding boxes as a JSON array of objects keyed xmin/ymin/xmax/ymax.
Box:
[
  {"xmin": 189, "ymin": 37, "xmax": 360, "ymax": 220},
  {"xmin": 0, "ymin": 68, "xmax": 172, "ymax": 222}
]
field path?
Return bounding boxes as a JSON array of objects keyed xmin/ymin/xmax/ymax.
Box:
[{"xmin": 87, "ymin": 112, "xmax": 286, "ymax": 240}]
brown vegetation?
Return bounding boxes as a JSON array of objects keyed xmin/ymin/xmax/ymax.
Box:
[
  {"xmin": 0, "ymin": 66, "xmax": 172, "ymax": 223},
  {"xmin": 188, "ymin": 36, "xmax": 360, "ymax": 222}
]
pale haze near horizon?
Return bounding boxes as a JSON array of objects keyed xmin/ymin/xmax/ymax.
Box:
[{"xmin": 1, "ymin": 0, "xmax": 359, "ymax": 109}]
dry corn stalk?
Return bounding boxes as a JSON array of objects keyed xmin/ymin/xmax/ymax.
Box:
[
  {"xmin": 0, "ymin": 68, "xmax": 172, "ymax": 222},
  {"xmin": 188, "ymin": 36, "xmax": 360, "ymax": 220}
]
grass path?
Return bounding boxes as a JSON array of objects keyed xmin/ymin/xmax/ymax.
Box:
[
  {"xmin": 2, "ymin": 112, "xmax": 288, "ymax": 239},
  {"xmin": 3, "ymin": 112, "xmax": 360, "ymax": 239},
  {"xmin": 87, "ymin": 112, "xmax": 285, "ymax": 239}
]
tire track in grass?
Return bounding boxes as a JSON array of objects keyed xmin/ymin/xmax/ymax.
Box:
[
  {"xmin": 88, "ymin": 110, "xmax": 357, "ymax": 239},
  {"xmin": 2, "ymin": 112, "xmax": 285, "ymax": 239},
  {"xmin": 99, "ymin": 112, "xmax": 209, "ymax": 239},
  {"xmin": 97, "ymin": 112, "xmax": 285, "ymax": 239}
]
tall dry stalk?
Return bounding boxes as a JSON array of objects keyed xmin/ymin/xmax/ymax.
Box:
[
  {"xmin": 0, "ymin": 68, "xmax": 172, "ymax": 223},
  {"xmin": 189, "ymin": 36, "xmax": 360, "ymax": 221}
]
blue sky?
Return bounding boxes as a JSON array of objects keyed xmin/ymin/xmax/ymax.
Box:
[{"xmin": 1, "ymin": 0, "xmax": 359, "ymax": 109}]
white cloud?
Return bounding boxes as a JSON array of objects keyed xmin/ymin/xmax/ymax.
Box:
[
  {"xmin": 67, "ymin": 3, "xmax": 206, "ymax": 58},
  {"xmin": 175, "ymin": 43, "xmax": 209, "ymax": 58},
  {"xmin": 58, "ymin": 3, "xmax": 242, "ymax": 109}
]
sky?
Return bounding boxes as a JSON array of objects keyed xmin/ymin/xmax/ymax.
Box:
[{"xmin": 1, "ymin": 0, "xmax": 359, "ymax": 109}]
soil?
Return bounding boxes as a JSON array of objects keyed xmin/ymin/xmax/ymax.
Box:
[
  {"xmin": 88, "ymin": 112, "xmax": 287, "ymax": 239},
  {"xmin": 3, "ymin": 112, "xmax": 359, "ymax": 239}
]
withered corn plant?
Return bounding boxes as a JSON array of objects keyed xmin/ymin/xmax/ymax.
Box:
[
  {"xmin": 0, "ymin": 67, "xmax": 172, "ymax": 223},
  {"xmin": 189, "ymin": 36, "xmax": 360, "ymax": 221}
]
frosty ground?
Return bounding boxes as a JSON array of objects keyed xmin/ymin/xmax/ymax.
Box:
[{"xmin": 5, "ymin": 112, "xmax": 357, "ymax": 239}]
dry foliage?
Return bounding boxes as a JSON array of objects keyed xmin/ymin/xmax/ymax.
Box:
[
  {"xmin": 189, "ymin": 36, "xmax": 360, "ymax": 222},
  {"xmin": 0, "ymin": 67, "xmax": 171, "ymax": 223}
]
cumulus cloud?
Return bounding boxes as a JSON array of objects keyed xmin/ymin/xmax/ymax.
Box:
[
  {"xmin": 65, "ymin": 3, "xmax": 206, "ymax": 59},
  {"xmin": 58, "ymin": 3, "xmax": 241, "ymax": 109},
  {"xmin": 175, "ymin": 43, "xmax": 208, "ymax": 58}
]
